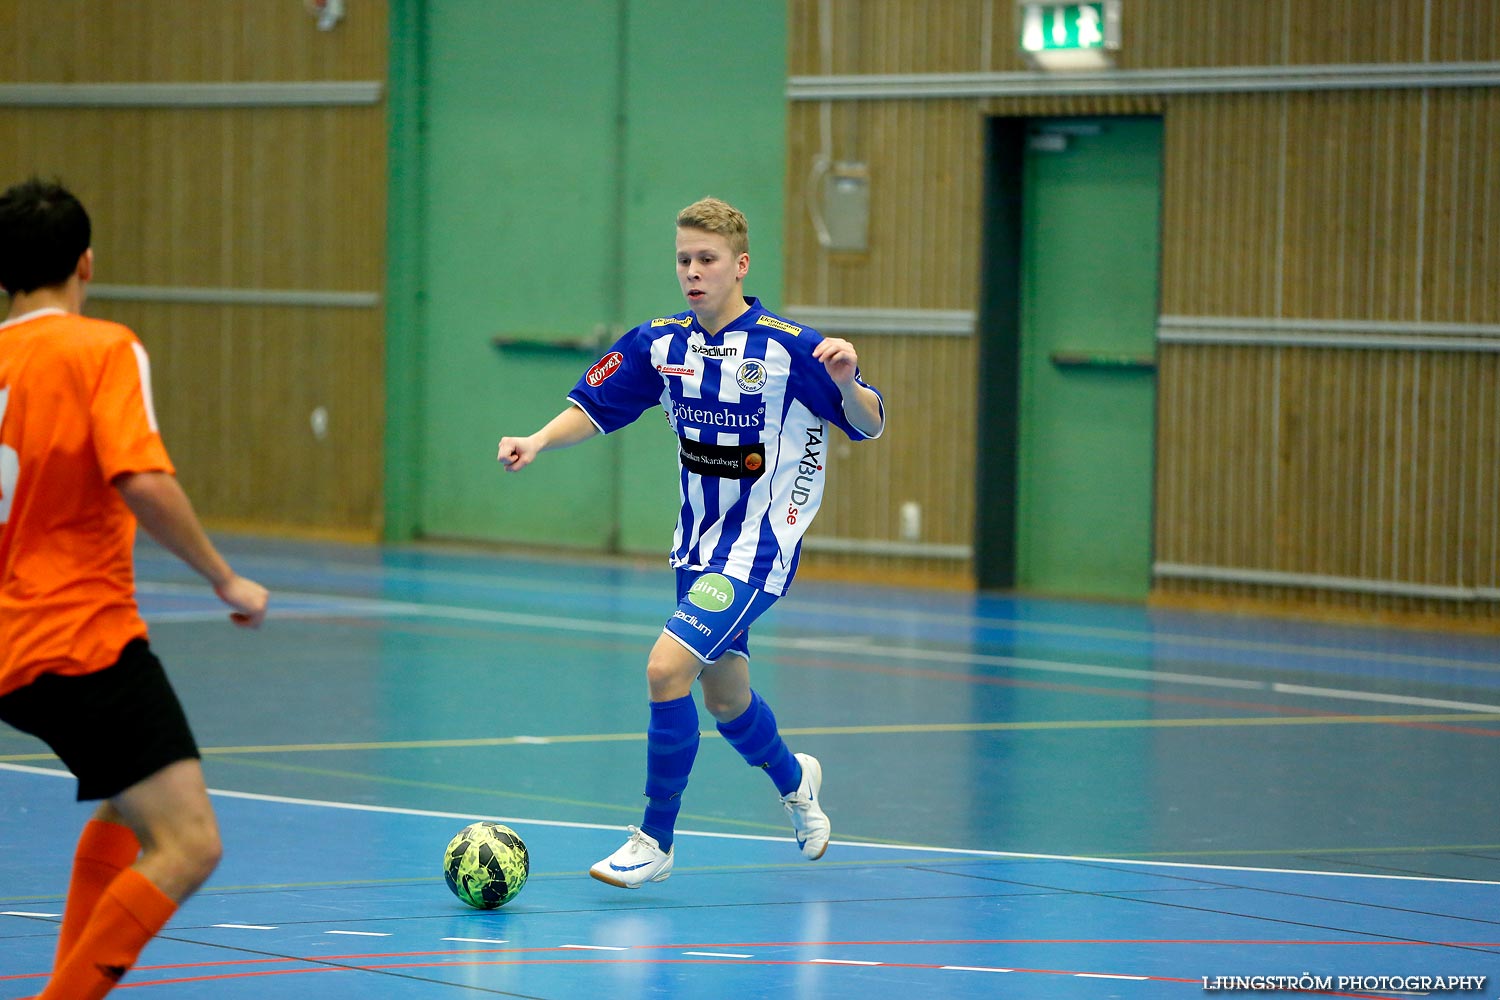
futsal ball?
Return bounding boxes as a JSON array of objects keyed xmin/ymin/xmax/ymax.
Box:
[{"xmin": 443, "ymin": 822, "xmax": 529, "ymax": 909}]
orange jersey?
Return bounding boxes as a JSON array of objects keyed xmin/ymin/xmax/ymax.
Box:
[{"xmin": 0, "ymin": 309, "xmax": 174, "ymax": 697}]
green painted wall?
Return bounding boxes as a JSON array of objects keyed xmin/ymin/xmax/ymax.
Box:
[{"xmin": 385, "ymin": 1, "xmax": 786, "ymax": 551}]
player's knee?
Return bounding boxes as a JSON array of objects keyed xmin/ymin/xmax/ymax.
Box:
[
  {"xmin": 645, "ymin": 655, "xmax": 694, "ymax": 700},
  {"xmin": 700, "ymin": 688, "xmax": 748, "ymax": 721},
  {"xmin": 160, "ymin": 817, "xmax": 223, "ymax": 888},
  {"xmin": 183, "ymin": 841, "xmax": 222, "ymax": 892},
  {"xmin": 194, "ymin": 825, "xmax": 224, "ymax": 875}
]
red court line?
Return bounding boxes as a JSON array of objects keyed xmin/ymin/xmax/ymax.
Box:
[
  {"xmin": 12, "ymin": 938, "xmax": 1475, "ymax": 996},
  {"xmin": 118, "ymin": 966, "xmax": 348, "ymax": 989},
  {"xmin": 14, "ymin": 935, "xmax": 1492, "ymax": 984},
  {"xmin": 108, "ymin": 957, "xmax": 1401, "ymax": 998},
  {"xmin": 640, "ymin": 937, "xmax": 1500, "ymax": 949}
]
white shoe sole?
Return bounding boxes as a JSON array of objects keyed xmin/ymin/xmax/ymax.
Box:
[
  {"xmin": 589, "ymin": 860, "xmax": 673, "ymax": 888},
  {"xmin": 590, "ymin": 868, "xmax": 671, "ymax": 889}
]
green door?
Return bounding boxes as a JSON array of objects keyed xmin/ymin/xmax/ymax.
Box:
[{"xmin": 1015, "ymin": 117, "xmax": 1162, "ymax": 600}]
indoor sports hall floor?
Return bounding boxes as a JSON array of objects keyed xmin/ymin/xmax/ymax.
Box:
[{"xmin": 2, "ymin": 535, "xmax": 1497, "ymax": 999}]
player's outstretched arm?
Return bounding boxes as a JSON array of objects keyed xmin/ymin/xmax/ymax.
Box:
[
  {"xmin": 812, "ymin": 336, "xmax": 885, "ymax": 437},
  {"xmin": 114, "ymin": 471, "xmax": 269, "ymax": 628},
  {"xmin": 497, "ymin": 404, "xmax": 599, "ymax": 472}
]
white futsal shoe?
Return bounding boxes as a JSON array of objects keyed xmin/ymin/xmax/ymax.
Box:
[
  {"xmin": 782, "ymin": 752, "xmax": 831, "ymax": 860},
  {"xmin": 589, "ymin": 826, "xmax": 674, "ymax": 888}
]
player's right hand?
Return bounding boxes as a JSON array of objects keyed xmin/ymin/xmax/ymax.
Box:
[
  {"xmin": 215, "ymin": 575, "xmax": 269, "ymax": 628},
  {"xmin": 497, "ymin": 436, "xmax": 539, "ymax": 472}
]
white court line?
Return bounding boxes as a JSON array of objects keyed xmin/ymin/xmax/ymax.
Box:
[
  {"xmin": 3, "ymin": 911, "xmax": 59, "ymax": 918},
  {"xmin": 133, "ymin": 583, "xmax": 1500, "ymax": 714},
  {"xmin": 1077, "ymin": 972, "xmax": 1149, "ymax": 980},
  {"xmin": 213, "ymin": 923, "xmax": 277, "ymax": 930},
  {"xmin": 3, "ymin": 762, "xmax": 1493, "ymax": 886},
  {"xmin": 325, "ymin": 930, "xmax": 389, "ymax": 937},
  {"xmin": 683, "ymin": 951, "xmax": 753, "ymax": 958},
  {"xmin": 1271, "ymin": 683, "xmax": 1500, "ymax": 714},
  {"xmin": 135, "ymin": 559, "xmax": 1500, "ymax": 673},
  {"xmin": 560, "ymin": 944, "xmax": 627, "ymax": 951},
  {"xmin": 941, "ymin": 965, "xmax": 1014, "ymax": 973},
  {"xmin": 443, "ymin": 937, "xmax": 508, "ymax": 945}
]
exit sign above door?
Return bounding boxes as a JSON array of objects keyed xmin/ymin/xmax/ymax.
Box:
[{"xmin": 1018, "ymin": 1, "xmax": 1121, "ymax": 70}]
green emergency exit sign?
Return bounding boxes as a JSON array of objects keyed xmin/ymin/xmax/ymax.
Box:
[{"xmin": 1019, "ymin": 1, "xmax": 1120, "ymax": 68}]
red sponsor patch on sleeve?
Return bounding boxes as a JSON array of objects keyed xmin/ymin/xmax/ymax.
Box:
[{"xmin": 585, "ymin": 351, "xmax": 624, "ymax": 387}]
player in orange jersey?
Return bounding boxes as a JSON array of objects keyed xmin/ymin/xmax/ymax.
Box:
[{"xmin": 0, "ymin": 178, "xmax": 269, "ymax": 1000}]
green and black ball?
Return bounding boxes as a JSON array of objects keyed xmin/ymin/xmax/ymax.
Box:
[{"xmin": 442, "ymin": 822, "xmax": 529, "ymax": 909}]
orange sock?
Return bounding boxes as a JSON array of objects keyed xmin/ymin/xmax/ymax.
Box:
[
  {"xmin": 39, "ymin": 868, "xmax": 175, "ymax": 1000},
  {"xmin": 55, "ymin": 820, "xmax": 141, "ymax": 965}
]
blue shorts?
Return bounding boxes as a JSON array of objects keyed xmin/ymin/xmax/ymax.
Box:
[{"xmin": 662, "ymin": 569, "xmax": 780, "ymax": 664}]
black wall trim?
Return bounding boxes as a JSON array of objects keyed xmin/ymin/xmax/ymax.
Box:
[{"xmin": 974, "ymin": 117, "xmax": 1027, "ymax": 591}]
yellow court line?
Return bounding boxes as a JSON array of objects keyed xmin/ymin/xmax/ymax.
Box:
[
  {"xmin": 3, "ymin": 711, "xmax": 1498, "ymax": 762},
  {"xmin": 216, "ymin": 756, "xmax": 654, "ymax": 818},
  {"xmin": 1086, "ymin": 842, "xmax": 1500, "ymax": 860},
  {"xmin": 192, "ymin": 709, "xmax": 1500, "ymax": 750},
  {"xmin": 1, "ymin": 711, "xmax": 1497, "ymax": 763},
  {"xmin": 778, "ymin": 711, "xmax": 1500, "ymax": 738},
  {"xmin": 2, "ymin": 710, "xmax": 1500, "ymax": 767}
]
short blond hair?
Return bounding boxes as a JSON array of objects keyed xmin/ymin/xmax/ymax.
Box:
[{"xmin": 676, "ymin": 197, "xmax": 749, "ymax": 258}]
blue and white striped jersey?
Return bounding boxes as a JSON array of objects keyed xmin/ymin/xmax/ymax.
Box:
[{"xmin": 567, "ymin": 298, "xmax": 884, "ymax": 596}]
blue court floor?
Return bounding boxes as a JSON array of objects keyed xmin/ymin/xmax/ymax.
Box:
[{"xmin": 2, "ymin": 534, "xmax": 1498, "ymax": 998}]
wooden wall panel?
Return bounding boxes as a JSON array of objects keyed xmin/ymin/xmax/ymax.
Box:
[
  {"xmin": 1281, "ymin": 0, "xmax": 1429, "ymax": 64},
  {"xmin": 786, "ymin": 100, "xmax": 984, "ymax": 310},
  {"xmin": 1477, "ymin": 360, "xmax": 1500, "ymax": 593},
  {"xmin": 792, "ymin": 0, "xmax": 1500, "ymax": 77},
  {"xmin": 1429, "ymin": 1, "xmax": 1500, "ymax": 62},
  {"xmin": 1123, "ymin": 0, "xmax": 1292, "ymax": 68},
  {"xmin": 848, "ymin": 1, "xmax": 988, "ymax": 75},
  {"xmin": 1423, "ymin": 88, "xmax": 1500, "ymax": 323},
  {"xmin": 980, "ymin": 94, "xmax": 1164, "ymax": 117},
  {"xmin": 1159, "ymin": 95, "xmax": 1283, "ymax": 316},
  {"xmin": 790, "ymin": 0, "xmax": 990, "ymax": 75},
  {"xmin": 0, "ymin": 3, "xmax": 387, "ymax": 537},
  {"xmin": 787, "ymin": 0, "xmax": 1500, "ymax": 624},
  {"xmin": 0, "ymin": 107, "xmax": 384, "ymax": 292},
  {"xmin": 1282, "ymin": 91, "xmax": 1428, "ymax": 320},
  {"xmin": 1156, "ymin": 346, "xmax": 1500, "ymax": 612},
  {"xmin": 802, "ymin": 334, "xmax": 975, "ymax": 586},
  {"xmin": 93, "ymin": 302, "xmax": 383, "ymax": 529},
  {"xmin": 0, "ymin": 1, "xmax": 385, "ymax": 83},
  {"xmin": 783, "ymin": 91, "xmax": 983, "ymax": 583},
  {"xmin": 1155, "ymin": 345, "xmax": 1280, "ymax": 571}
]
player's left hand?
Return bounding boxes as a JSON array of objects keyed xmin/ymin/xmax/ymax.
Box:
[
  {"xmin": 215, "ymin": 574, "xmax": 269, "ymax": 628},
  {"xmin": 813, "ymin": 337, "xmax": 860, "ymax": 386}
]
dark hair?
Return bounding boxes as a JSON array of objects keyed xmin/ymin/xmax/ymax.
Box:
[{"xmin": 0, "ymin": 178, "xmax": 92, "ymax": 294}]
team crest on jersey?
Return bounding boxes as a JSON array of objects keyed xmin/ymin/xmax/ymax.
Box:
[
  {"xmin": 651, "ymin": 316, "xmax": 693, "ymax": 328},
  {"xmin": 734, "ymin": 359, "xmax": 767, "ymax": 394},
  {"xmin": 755, "ymin": 315, "xmax": 802, "ymax": 336}
]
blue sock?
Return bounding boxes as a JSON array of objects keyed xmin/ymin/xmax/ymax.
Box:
[
  {"xmin": 717, "ymin": 690, "xmax": 802, "ymax": 797},
  {"xmin": 640, "ymin": 694, "xmax": 700, "ymax": 853}
]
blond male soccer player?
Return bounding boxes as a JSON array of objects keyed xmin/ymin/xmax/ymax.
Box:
[
  {"xmin": 497, "ymin": 197, "xmax": 885, "ymax": 887},
  {"xmin": 0, "ymin": 178, "xmax": 269, "ymax": 998}
]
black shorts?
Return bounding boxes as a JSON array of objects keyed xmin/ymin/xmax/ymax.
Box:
[{"xmin": 0, "ymin": 638, "xmax": 201, "ymax": 801}]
